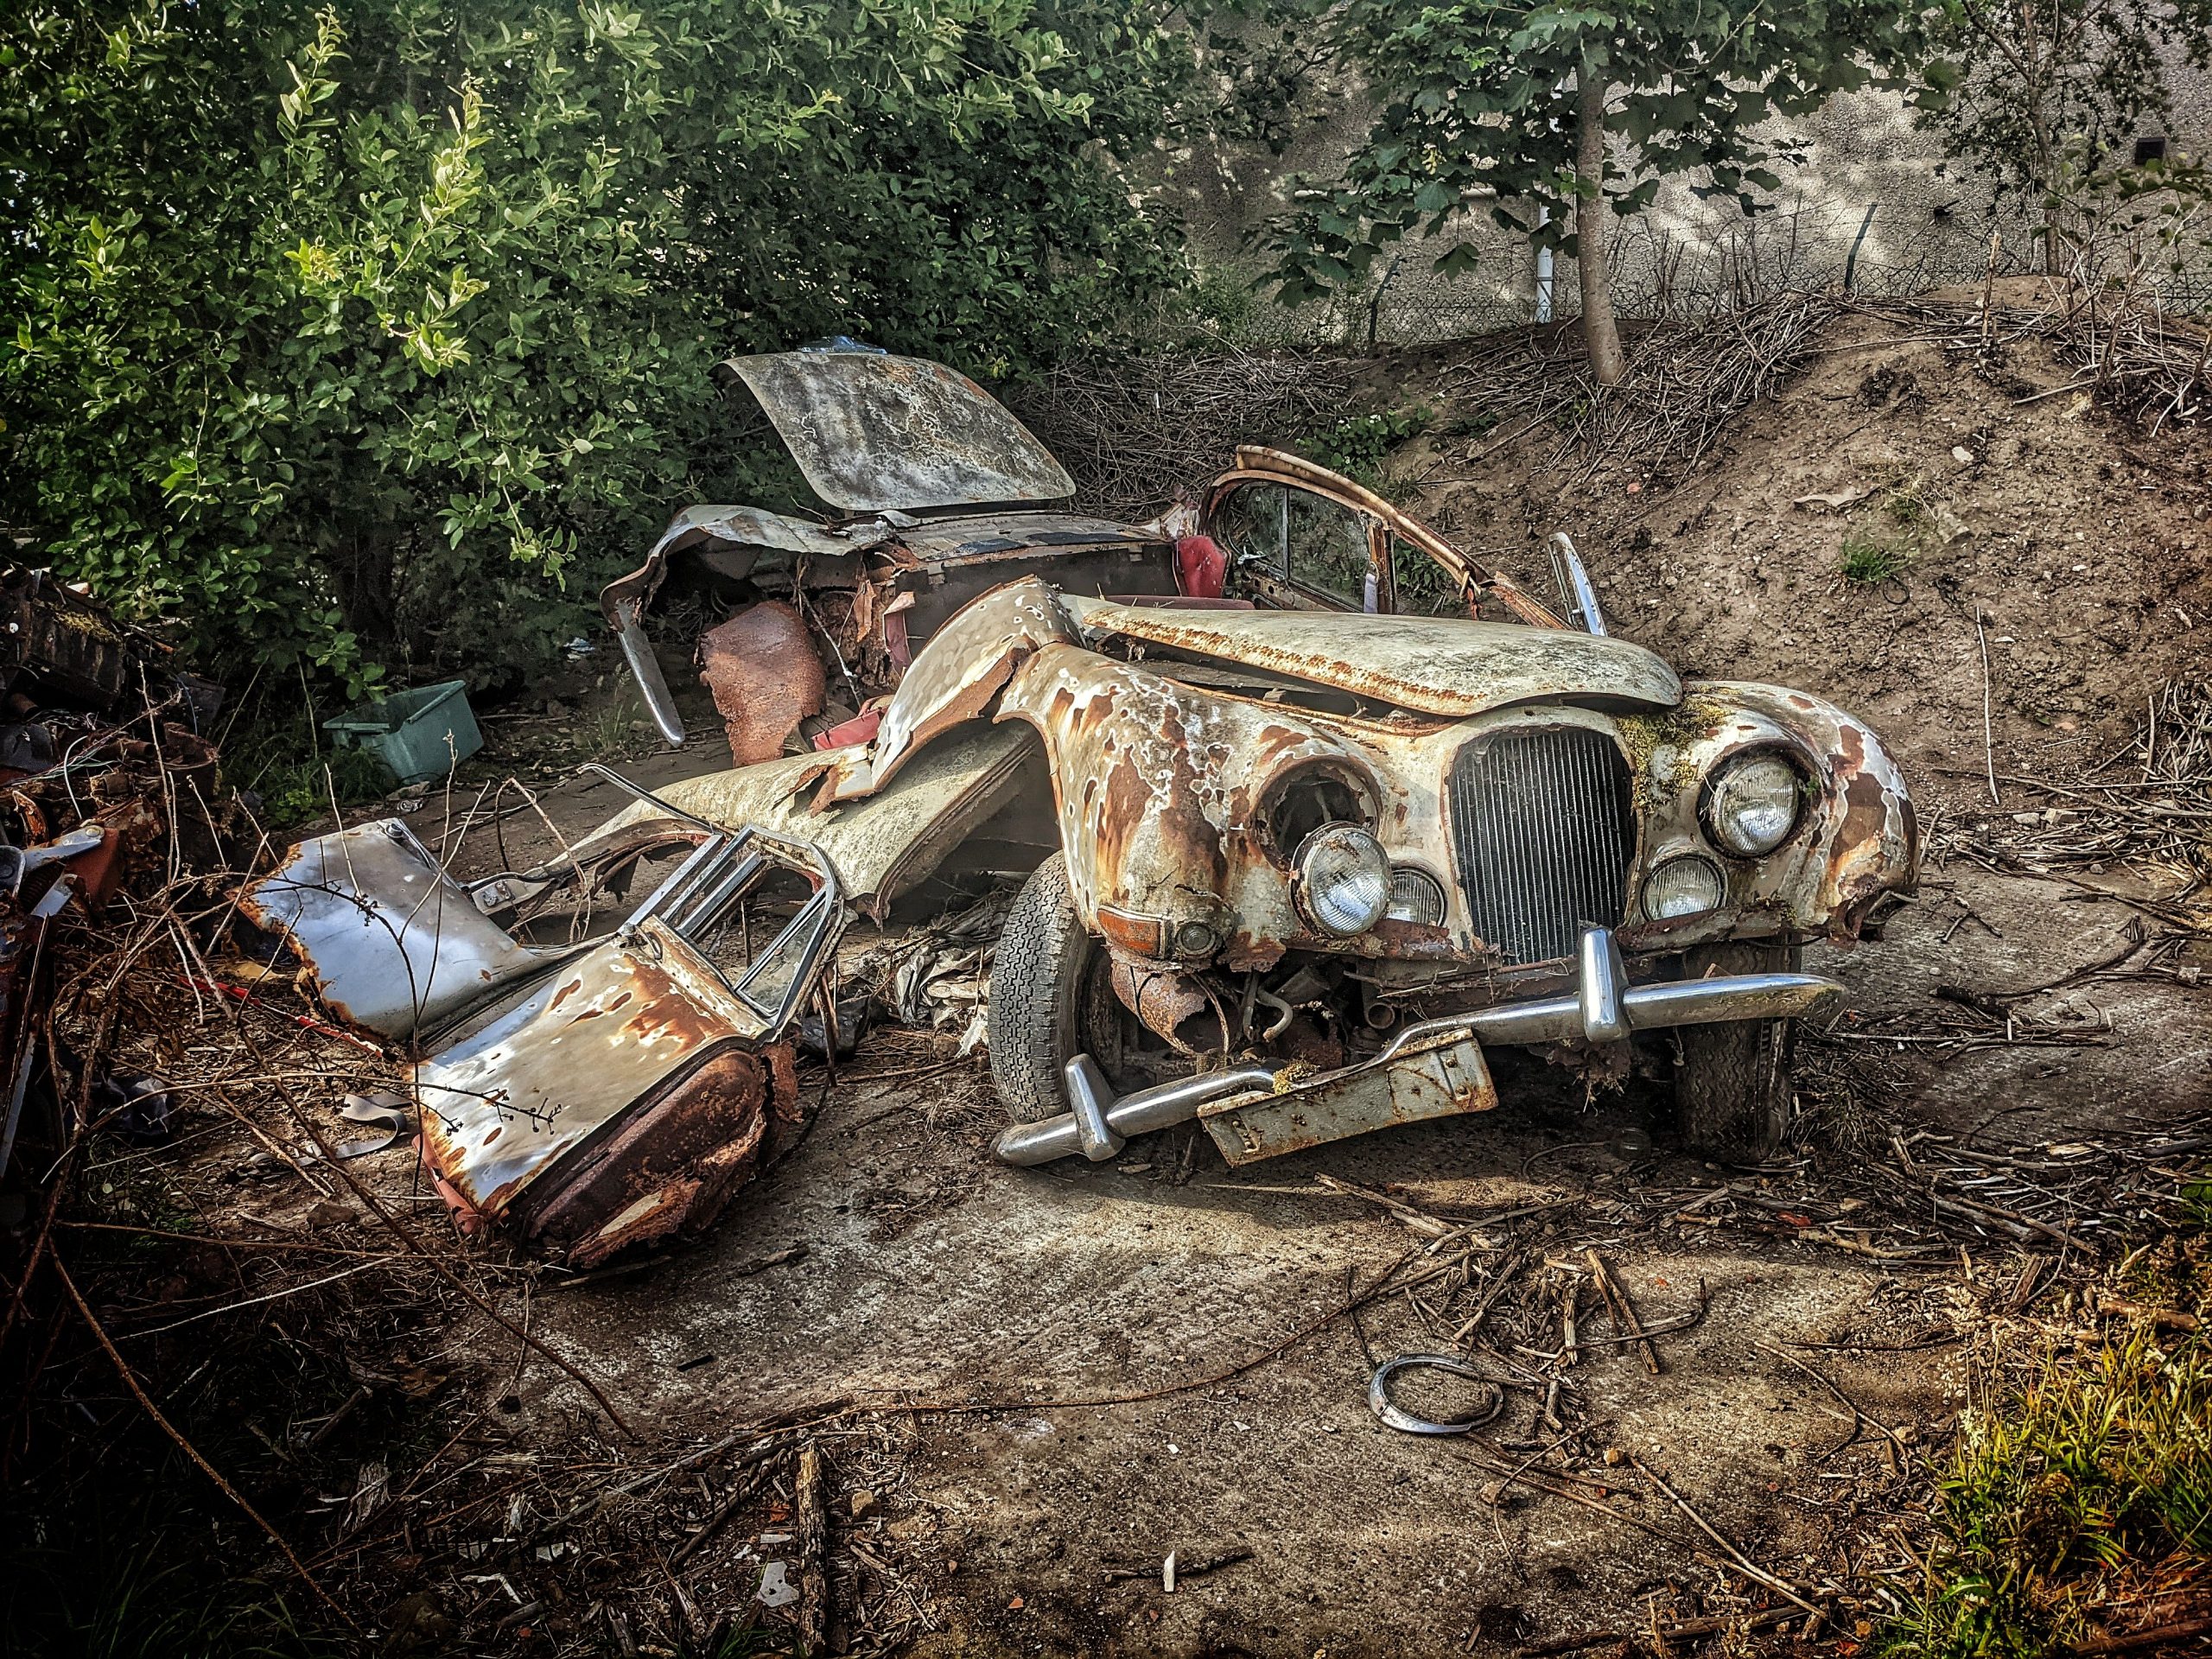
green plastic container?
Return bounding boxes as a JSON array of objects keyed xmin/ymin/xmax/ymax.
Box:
[{"xmin": 325, "ymin": 678, "xmax": 483, "ymax": 785}]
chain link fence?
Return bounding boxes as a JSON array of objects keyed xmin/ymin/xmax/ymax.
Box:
[{"xmin": 1227, "ymin": 198, "xmax": 2212, "ymax": 348}]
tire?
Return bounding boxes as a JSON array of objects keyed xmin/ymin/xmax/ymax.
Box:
[
  {"xmin": 987, "ymin": 853, "xmax": 1100, "ymax": 1124},
  {"xmin": 1673, "ymin": 941, "xmax": 1802, "ymax": 1159}
]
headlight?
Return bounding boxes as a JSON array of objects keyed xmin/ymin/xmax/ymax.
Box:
[
  {"xmin": 1703, "ymin": 751, "xmax": 1803, "ymax": 856},
  {"xmin": 1384, "ymin": 866, "xmax": 1447, "ymax": 926},
  {"xmin": 1294, "ymin": 823, "xmax": 1390, "ymax": 937},
  {"xmin": 1642, "ymin": 854, "xmax": 1726, "ymax": 919}
]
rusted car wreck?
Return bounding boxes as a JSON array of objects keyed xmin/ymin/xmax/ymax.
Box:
[
  {"xmin": 245, "ymin": 353, "xmax": 1916, "ymax": 1262},
  {"xmin": 592, "ymin": 573, "xmax": 1915, "ymax": 1173},
  {"xmin": 243, "ymin": 795, "xmax": 843, "ymax": 1266}
]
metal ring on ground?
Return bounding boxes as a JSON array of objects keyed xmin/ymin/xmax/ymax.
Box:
[{"xmin": 1367, "ymin": 1352, "xmax": 1505, "ymax": 1436}]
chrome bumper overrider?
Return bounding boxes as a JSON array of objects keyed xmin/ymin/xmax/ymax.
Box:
[{"xmin": 990, "ymin": 925, "xmax": 1841, "ymax": 1168}]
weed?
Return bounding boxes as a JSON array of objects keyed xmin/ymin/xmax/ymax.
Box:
[
  {"xmin": 1840, "ymin": 529, "xmax": 1916, "ymax": 584},
  {"xmin": 1, "ymin": 1514, "xmax": 337, "ymax": 1657},
  {"xmin": 232, "ymin": 734, "xmax": 395, "ymax": 828},
  {"xmin": 582, "ymin": 683, "xmax": 651, "ymax": 760},
  {"xmin": 1306, "ymin": 407, "xmax": 1432, "ymax": 486},
  {"xmin": 1883, "ymin": 476, "xmax": 1932, "ymax": 528},
  {"xmin": 1435, "ymin": 409, "xmax": 1502, "ymax": 442},
  {"xmin": 689, "ymin": 1625, "xmax": 803, "ymax": 1658},
  {"xmin": 1880, "ymin": 1284, "xmax": 2211, "ymax": 1655}
]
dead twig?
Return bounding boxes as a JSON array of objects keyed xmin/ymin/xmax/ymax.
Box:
[
  {"xmin": 794, "ymin": 1442, "xmax": 830, "ymax": 1655},
  {"xmin": 1583, "ymin": 1249, "xmax": 1662, "ymax": 1375},
  {"xmin": 53, "ymin": 1255, "xmax": 355, "ymax": 1630},
  {"xmin": 1629, "ymin": 1455, "xmax": 1821, "ymax": 1617}
]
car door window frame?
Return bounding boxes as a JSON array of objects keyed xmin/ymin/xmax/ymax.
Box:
[
  {"xmin": 1201, "ymin": 446, "xmax": 1571, "ymax": 629},
  {"xmin": 1207, "ymin": 479, "xmax": 1382, "ymax": 613}
]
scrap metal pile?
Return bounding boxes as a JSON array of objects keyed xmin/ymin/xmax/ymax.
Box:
[{"xmin": 0, "ymin": 565, "xmax": 243, "ymax": 1190}]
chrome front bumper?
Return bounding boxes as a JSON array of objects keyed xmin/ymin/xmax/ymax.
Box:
[{"xmin": 990, "ymin": 925, "xmax": 1840, "ymax": 1168}]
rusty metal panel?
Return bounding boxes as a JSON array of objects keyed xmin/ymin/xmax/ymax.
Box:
[
  {"xmin": 698, "ymin": 601, "xmax": 825, "ymax": 766},
  {"xmin": 415, "ymin": 917, "xmax": 768, "ymax": 1220},
  {"xmin": 522, "ymin": 1044, "xmax": 799, "ymax": 1267},
  {"xmin": 1198, "ymin": 1033, "xmax": 1497, "ymax": 1165},
  {"xmin": 240, "ymin": 819, "xmax": 543, "ymax": 1040},
  {"xmin": 585, "ymin": 721, "xmax": 1038, "ymax": 918},
  {"xmin": 725, "ymin": 352, "xmax": 1074, "ymax": 512},
  {"xmin": 822, "ymin": 579, "xmax": 1080, "ymax": 803},
  {"xmin": 888, "ymin": 512, "xmax": 1158, "ymax": 563},
  {"xmin": 1059, "ymin": 595, "xmax": 1681, "ymax": 718}
]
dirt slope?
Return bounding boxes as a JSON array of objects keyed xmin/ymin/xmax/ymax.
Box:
[{"xmin": 1378, "ymin": 287, "xmax": 2211, "ymax": 813}]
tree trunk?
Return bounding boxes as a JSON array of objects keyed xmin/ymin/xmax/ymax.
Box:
[{"xmin": 1575, "ymin": 69, "xmax": 1626, "ymax": 386}]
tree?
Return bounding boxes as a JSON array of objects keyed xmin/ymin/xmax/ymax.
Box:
[
  {"xmin": 1267, "ymin": 1, "xmax": 1942, "ymax": 383},
  {"xmin": 1919, "ymin": 0, "xmax": 2212, "ymax": 271},
  {"xmin": 0, "ymin": 2, "xmax": 1191, "ymax": 692}
]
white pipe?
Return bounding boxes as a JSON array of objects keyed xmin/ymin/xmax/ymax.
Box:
[{"xmin": 1536, "ymin": 202, "xmax": 1555, "ymax": 324}]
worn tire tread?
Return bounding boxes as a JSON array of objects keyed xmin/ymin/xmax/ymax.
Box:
[
  {"xmin": 987, "ymin": 853, "xmax": 1090, "ymax": 1123},
  {"xmin": 1674, "ymin": 942, "xmax": 1801, "ymax": 1158}
]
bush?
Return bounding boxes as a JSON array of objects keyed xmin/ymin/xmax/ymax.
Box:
[{"xmin": 0, "ymin": 1, "xmax": 1193, "ymax": 696}]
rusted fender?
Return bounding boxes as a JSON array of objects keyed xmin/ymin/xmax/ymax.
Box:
[
  {"xmin": 1620, "ymin": 682, "xmax": 1918, "ymax": 945},
  {"xmin": 993, "ymin": 640, "xmax": 1354, "ymax": 957},
  {"xmin": 821, "ymin": 578, "xmax": 1080, "ymax": 804}
]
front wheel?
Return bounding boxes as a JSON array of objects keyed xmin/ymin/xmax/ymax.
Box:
[
  {"xmin": 986, "ymin": 853, "xmax": 1096, "ymax": 1123},
  {"xmin": 986, "ymin": 854, "xmax": 1185, "ymax": 1125},
  {"xmin": 1672, "ymin": 941, "xmax": 1802, "ymax": 1159}
]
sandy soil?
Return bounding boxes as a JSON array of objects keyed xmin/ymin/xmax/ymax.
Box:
[{"xmin": 1376, "ymin": 288, "xmax": 2212, "ymax": 820}]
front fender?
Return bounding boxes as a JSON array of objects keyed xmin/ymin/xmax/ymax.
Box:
[
  {"xmin": 994, "ymin": 641, "xmax": 1357, "ymax": 961},
  {"xmin": 1624, "ymin": 683, "xmax": 1918, "ymax": 944}
]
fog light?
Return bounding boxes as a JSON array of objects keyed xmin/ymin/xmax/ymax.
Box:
[
  {"xmin": 1173, "ymin": 918, "xmax": 1220, "ymax": 959},
  {"xmin": 1294, "ymin": 823, "xmax": 1390, "ymax": 937},
  {"xmin": 1384, "ymin": 866, "xmax": 1447, "ymax": 926},
  {"xmin": 1642, "ymin": 854, "xmax": 1726, "ymax": 919}
]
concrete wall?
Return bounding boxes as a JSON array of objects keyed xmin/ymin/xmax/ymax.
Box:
[{"xmin": 1147, "ymin": 52, "xmax": 2212, "ymax": 346}]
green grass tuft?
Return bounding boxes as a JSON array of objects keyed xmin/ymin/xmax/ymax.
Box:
[
  {"xmin": 1879, "ymin": 1319, "xmax": 2211, "ymax": 1656},
  {"xmin": 1840, "ymin": 529, "xmax": 1916, "ymax": 584}
]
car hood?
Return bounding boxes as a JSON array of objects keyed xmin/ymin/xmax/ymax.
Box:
[
  {"xmin": 722, "ymin": 350, "xmax": 1074, "ymax": 513},
  {"xmin": 1061, "ymin": 598, "xmax": 1682, "ymax": 717}
]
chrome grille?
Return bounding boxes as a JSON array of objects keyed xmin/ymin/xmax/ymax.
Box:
[{"xmin": 1446, "ymin": 726, "xmax": 1635, "ymax": 965}]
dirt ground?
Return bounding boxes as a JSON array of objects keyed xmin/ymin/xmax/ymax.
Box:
[
  {"xmin": 435, "ymin": 786, "xmax": 2203, "ymax": 1656},
  {"xmin": 414, "ymin": 289, "xmax": 2211, "ymax": 1653}
]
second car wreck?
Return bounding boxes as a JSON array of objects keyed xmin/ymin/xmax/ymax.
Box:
[{"xmin": 243, "ymin": 800, "xmax": 843, "ymax": 1266}]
